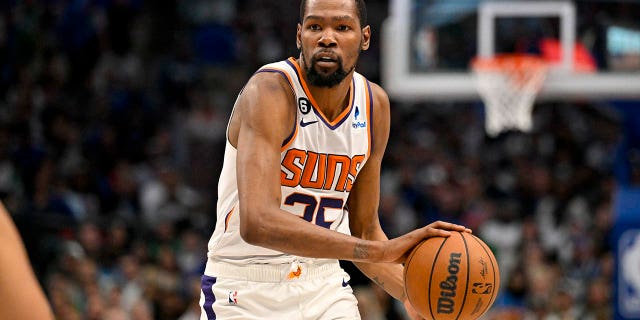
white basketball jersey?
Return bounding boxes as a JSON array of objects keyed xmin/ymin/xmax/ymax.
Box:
[{"xmin": 207, "ymin": 58, "xmax": 374, "ymax": 264}]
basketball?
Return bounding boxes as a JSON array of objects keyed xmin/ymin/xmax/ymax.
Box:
[{"xmin": 403, "ymin": 232, "xmax": 500, "ymax": 320}]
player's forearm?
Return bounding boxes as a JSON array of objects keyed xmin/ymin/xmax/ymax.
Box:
[
  {"xmin": 240, "ymin": 207, "xmax": 384, "ymax": 262},
  {"xmin": 355, "ymin": 261, "xmax": 407, "ymax": 301},
  {"xmin": 353, "ymin": 226, "xmax": 408, "ymax": 302}
]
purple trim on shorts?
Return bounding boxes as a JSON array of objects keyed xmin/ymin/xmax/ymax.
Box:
[{"xmin": 201, "ymin": 275, "xmax": 217, "ymax": 319}]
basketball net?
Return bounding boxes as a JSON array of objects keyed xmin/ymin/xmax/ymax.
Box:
[{"xmin": 472, "ymin": 54, "xmax": 548, "ymax": 137}]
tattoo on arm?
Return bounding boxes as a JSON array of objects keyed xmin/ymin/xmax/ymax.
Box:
[
  {"xmin": 372, "ymin": 276, "xmax": 385, "ymax": 289},
  {"xmin": 353, "ymin": 242, "xmax": 369, "ymax": 259},
  {"xmin": 353, "ymin": 241, "xmax": 370, "ymax": 259},
  {"xmin": 374, "ymin": 275, "xmax": 406, "ymax": 300}
]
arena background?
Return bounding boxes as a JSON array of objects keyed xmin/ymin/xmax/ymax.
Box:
[{"xmin": 1, "ymin": 1, "xmax": 639, "ymax": 319}]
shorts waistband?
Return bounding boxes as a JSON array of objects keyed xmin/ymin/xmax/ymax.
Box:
[{"xmin": 204, "ymin": 260, "xmax": 343, "ymax": 282}]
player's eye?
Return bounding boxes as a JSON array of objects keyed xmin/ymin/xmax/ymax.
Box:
[
  {"xmin": 309, "ymin": 24, "xmax": 321, "ymax": 31},
  {"xmin": 337, "ymin": 25, "xmax": 350, "ymax": 31}
]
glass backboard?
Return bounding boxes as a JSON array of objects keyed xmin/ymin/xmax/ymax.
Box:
[{"xmin": 382, "ymin": 0, "xmax": 640, "ymax": 101}]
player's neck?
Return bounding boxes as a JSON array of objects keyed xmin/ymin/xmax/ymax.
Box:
[{"xmin": 306, "ymin": 76, "xmax": 353, "ymax": 122}]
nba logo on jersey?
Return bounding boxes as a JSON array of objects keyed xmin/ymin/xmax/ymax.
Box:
[
  {"xmin": 228, "ymin": 291, "xmax": 238, "ymax": 305},
  {"xmin": 620, "ymin": 229, "xmax": 640, "ymax": 318},
  {"xmin": 352, "ymin": 106, "xmax": 366, "ymax": 129}
]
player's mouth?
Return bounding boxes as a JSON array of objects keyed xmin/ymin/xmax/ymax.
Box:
[{"xmin": 314, "ymin": 53, "xmax": 339, "ymax": 68}]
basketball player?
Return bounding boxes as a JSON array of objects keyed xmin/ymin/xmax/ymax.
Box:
[
  {"xmin": 0, "ymin": 202, "xmax": 55, "ymax": 320},
  {"xmin": 200, "ymin": 0, "xmax": 470, "ymax": 319}
]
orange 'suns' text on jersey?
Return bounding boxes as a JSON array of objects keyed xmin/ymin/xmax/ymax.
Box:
[{"xmin": 281, "ymin": 149, "xmax": 365, "ymax": 192}]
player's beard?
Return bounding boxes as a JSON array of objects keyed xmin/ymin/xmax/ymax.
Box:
[{"xmin": 302, "ymin": 48, "xmax": 356, "ymax": 88}]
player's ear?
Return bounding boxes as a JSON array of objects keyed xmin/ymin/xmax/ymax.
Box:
[
  {"xmin": 361, "ymin": 25, "xmax": 371, "ymax": 51},
  {"xmin": 296, "ymin": 23, "xmax": 302, "ymax": 50}
]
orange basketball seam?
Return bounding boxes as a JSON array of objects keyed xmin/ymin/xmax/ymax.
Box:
[
  {"xmin": 455, "ymin": 232, "xmax": 470, "ymax": 320},
  {"xmin": 476, "ymin": 234, "xmax": 499, "ymax": 315},
  {"xmin": 403, "ymin": 240, "xmax": 424, "ymax": 310},
  {"xmin": 428, "ymin": 237, "xmax": 449, "ymax": 320},
  {"xmin": 407, "ymin": 233, "xmax": 499, "ymax": 320},
  {"xmin": 468, "ymin": 233, "xmax": 499, "ymax": 318}
]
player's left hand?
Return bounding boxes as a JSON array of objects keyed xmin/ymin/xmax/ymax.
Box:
[{"xmin": 403, "ymin": 299, "xmax": 424, "ymax": 320}]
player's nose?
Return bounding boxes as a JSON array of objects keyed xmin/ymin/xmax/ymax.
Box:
[{"xmin": 318, "ymin": 29, "xmax": 337, "ymax": 47}]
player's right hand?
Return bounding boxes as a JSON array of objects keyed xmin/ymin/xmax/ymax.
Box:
[{"xmin": 382, "ymin": 220, "xmax": 470, "ymax": 264}]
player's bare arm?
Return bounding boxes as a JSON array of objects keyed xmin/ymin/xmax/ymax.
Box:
[
  {"xmin": 348, "ymin": 83, "xmax": 469, "ymax": 301},
  {"xmin": 347, "ymin": 82, "xmax": 406, "ymax": 301},
  {"xmin": 0, "ymin": 203, "xmax": 55, "ymax": 320}
]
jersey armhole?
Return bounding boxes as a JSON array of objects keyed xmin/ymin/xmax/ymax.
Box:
[
  {"xmin": 255, "ymin": 68, "xmax": 298, "ymax": 149},
  {"xmin": 365, "ymin": 79, "xmax": 374, "ymax": 158}
]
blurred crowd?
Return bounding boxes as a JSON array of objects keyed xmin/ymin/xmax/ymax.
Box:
[
  {"xmin": 362, "ymin": 102, "xmax": 621, "ymax": 320},
  {"xmin": 0, "ymin": 1, "xmax": 636, "ymax": 320}
]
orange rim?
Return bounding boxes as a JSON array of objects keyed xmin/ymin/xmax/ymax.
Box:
[{"xmin": 471, "ymin": 53, "xmax": 547, "ymax": 70}]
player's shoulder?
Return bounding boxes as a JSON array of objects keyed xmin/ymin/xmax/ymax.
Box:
[
  {"xmin": 356, "ymin": 75, "xmax": 389, "ymax": 113},
  {"xmin": 245, "ymin": 70, "xmax": 290, "ymax": 94},
  {"xmin": 234, "ymin": 61, "xmax": 297, "ymax": 123},
  {"xmin": 369, "ymin": 81, "xmax": 390, "ymax": 105},
  {"xmin": 239, "ymin": 69, "xmax": 294, "ymax": 106},
  {"xmin": 355, "ymin": 72, "xmax": 389, "ymax": 104}
]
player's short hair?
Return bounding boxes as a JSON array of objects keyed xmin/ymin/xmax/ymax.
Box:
[{"xmin": 299, "ymin": 0, "xmax": 368, "ymax": 28}]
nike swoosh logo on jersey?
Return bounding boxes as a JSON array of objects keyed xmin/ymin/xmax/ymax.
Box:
[
  {"xmin": 342, "ymin": 278, "xmax": 349, "ymax": 287},
  {"xmin": 300, "ymin": 119, "xmax": 319, "ymax": 127}
]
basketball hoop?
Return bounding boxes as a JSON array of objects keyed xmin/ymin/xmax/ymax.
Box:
[{"xmin": 472, "ymin": 54, "xmax": 548, "ymax": 137}]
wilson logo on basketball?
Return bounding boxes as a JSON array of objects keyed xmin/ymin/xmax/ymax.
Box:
[
  {"xmin": 404, "ymin": 232, "xmax": 500, "ymax": 320},
  {"xmin": 437, "ymin": 252, "xmax": 462, "ymax": 314}
]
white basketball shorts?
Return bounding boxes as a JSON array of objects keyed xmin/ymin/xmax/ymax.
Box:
[{"xmin": 199, "ymin": 260, "xmax": 360, "ymax": 319}]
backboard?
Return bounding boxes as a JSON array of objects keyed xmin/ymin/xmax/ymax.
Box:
[{"xmin": 382, "ymin": 0, "xmax": 640, "ymax": 101}]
